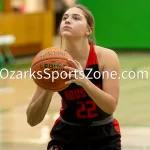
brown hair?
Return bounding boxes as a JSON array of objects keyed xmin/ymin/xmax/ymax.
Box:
[
  {"xmin": 60, "ymin": 4, "xmax": 96, "ymax": 46},
  {"xmin": 74, "ymin": 4, "xmax": 96, "ymax": 45}
]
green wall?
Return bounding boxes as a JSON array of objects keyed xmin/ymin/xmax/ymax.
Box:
[
  {"xmin": 0, "ymin": 0, "xmax": 3, "ymax": 12},
  {"xmin": 78, "ymin": 0, "xmax": 150, "ymax": 50}
]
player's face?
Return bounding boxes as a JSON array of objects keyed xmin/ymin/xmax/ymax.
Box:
[{"xmin": 60, "ymin": 7, "xmax": 89, "ymax": 38}]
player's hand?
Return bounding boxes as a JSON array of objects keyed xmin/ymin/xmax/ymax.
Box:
[{"xmin": 64, "ymin": 59, "xmax": 88, "ymax": 86}]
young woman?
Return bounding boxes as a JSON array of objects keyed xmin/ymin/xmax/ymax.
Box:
[{"xmin": 26, "ymin": 4, "xmax": 121, "ymax": 150}]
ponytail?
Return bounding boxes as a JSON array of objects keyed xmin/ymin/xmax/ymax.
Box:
[
  {"xmin": 88, "ymin": 38, "xmax": 96, "ymax": 45},
  {"xmin": 88, "ymin": 33, "xmax": 96, "ymax": 45}
]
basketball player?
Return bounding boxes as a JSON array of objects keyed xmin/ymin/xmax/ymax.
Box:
[{"xmin": 26, "ymin": 4, "xmax": 121, "ymax": 150}]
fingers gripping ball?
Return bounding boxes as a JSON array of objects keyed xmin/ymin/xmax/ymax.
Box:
[{"xmin": 31, "ymin": 47, "xmax": 75, "ymax": 92}]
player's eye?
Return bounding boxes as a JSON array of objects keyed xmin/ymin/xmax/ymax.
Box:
[
  {"xmin": 74, "ymin": 17, "xmax": 80, "ymax": 20},
  {"xmin": 62, "ymin": 16, "xmax": 67, "ymax": 20}
]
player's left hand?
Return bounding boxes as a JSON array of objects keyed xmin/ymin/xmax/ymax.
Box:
[{"xmin": 64, "ymin": 59, "xmax": 88, "ymax": 86}]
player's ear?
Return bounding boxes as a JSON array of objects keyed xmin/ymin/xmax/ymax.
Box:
[{"xmin": 86, "ymin": 26, "xmax": 92, "ymax": 36}]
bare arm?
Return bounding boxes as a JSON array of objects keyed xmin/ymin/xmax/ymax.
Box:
[
  {"xmin": 82, "ymin": 48, "xmax": 120, "ymax": 114},
  {"xmin": 26, "ymin": 86, "xmax": 54, "ymax": 126}
]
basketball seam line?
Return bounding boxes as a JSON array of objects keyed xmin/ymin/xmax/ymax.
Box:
[{"xmin": 31, "ymin": 58, "xmax": 70, "ymax": 68}]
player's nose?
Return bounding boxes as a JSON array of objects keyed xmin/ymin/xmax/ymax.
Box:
[{"xmin": 65, "ymin": 17, "xmax": 71, "ymax": 24}]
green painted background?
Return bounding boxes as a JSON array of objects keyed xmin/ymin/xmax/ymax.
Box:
[
  {"xmin": 0, "ymin": 0, "xmax": 3, "ymax": 12},
  {"xmin": 77, "ymin": 0, "xmax": 150, "ymax": 50}
]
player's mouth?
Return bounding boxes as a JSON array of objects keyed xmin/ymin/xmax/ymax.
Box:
[{"xmin": 63, "ymin": 26, "xmax": 72, "ymax": 29}]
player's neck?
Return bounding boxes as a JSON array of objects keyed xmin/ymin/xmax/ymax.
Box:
[{"xmin": 64, "ymin": 38, "xmax": 90, "ymax": 60}]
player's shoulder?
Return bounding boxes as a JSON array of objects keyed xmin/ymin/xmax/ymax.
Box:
[{"xmin": 94, "ymin": 45, "xmax": 119, "ymax": 62}]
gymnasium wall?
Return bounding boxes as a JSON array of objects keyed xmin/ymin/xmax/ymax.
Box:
[
  {"xmin": 0, "ymin": 0, "xmax": 55, "ymax": 57},
  {"xmin": 0, "ymin": 11, "xmax": 54, "ymax": 57},
  {"xmin": 78, "ymin": 0, "xmax": 150, "ymax": 51}
]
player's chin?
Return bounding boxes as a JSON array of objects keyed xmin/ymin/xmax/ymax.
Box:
[{"xmin": 61, "ymin": 31, "xmax": 74, "ymax": 37}]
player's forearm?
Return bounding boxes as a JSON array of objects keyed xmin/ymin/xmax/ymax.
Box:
[
  {"xmin": 26, "ymin": 91, "xmax": 53, "ymax": 126},
  {"xmin": 82, "ymin": 79, "xmax": 117, "ymax": 114}
]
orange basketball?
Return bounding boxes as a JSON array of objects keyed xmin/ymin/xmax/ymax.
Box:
[{"xmin": 31, "ymin": 47, "xmax": 75, "ymax": 92}]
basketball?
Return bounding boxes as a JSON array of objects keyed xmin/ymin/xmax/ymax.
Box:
[{"xmin": 31, "ymin": 47, "xmax": 75, "ymax": 92}]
